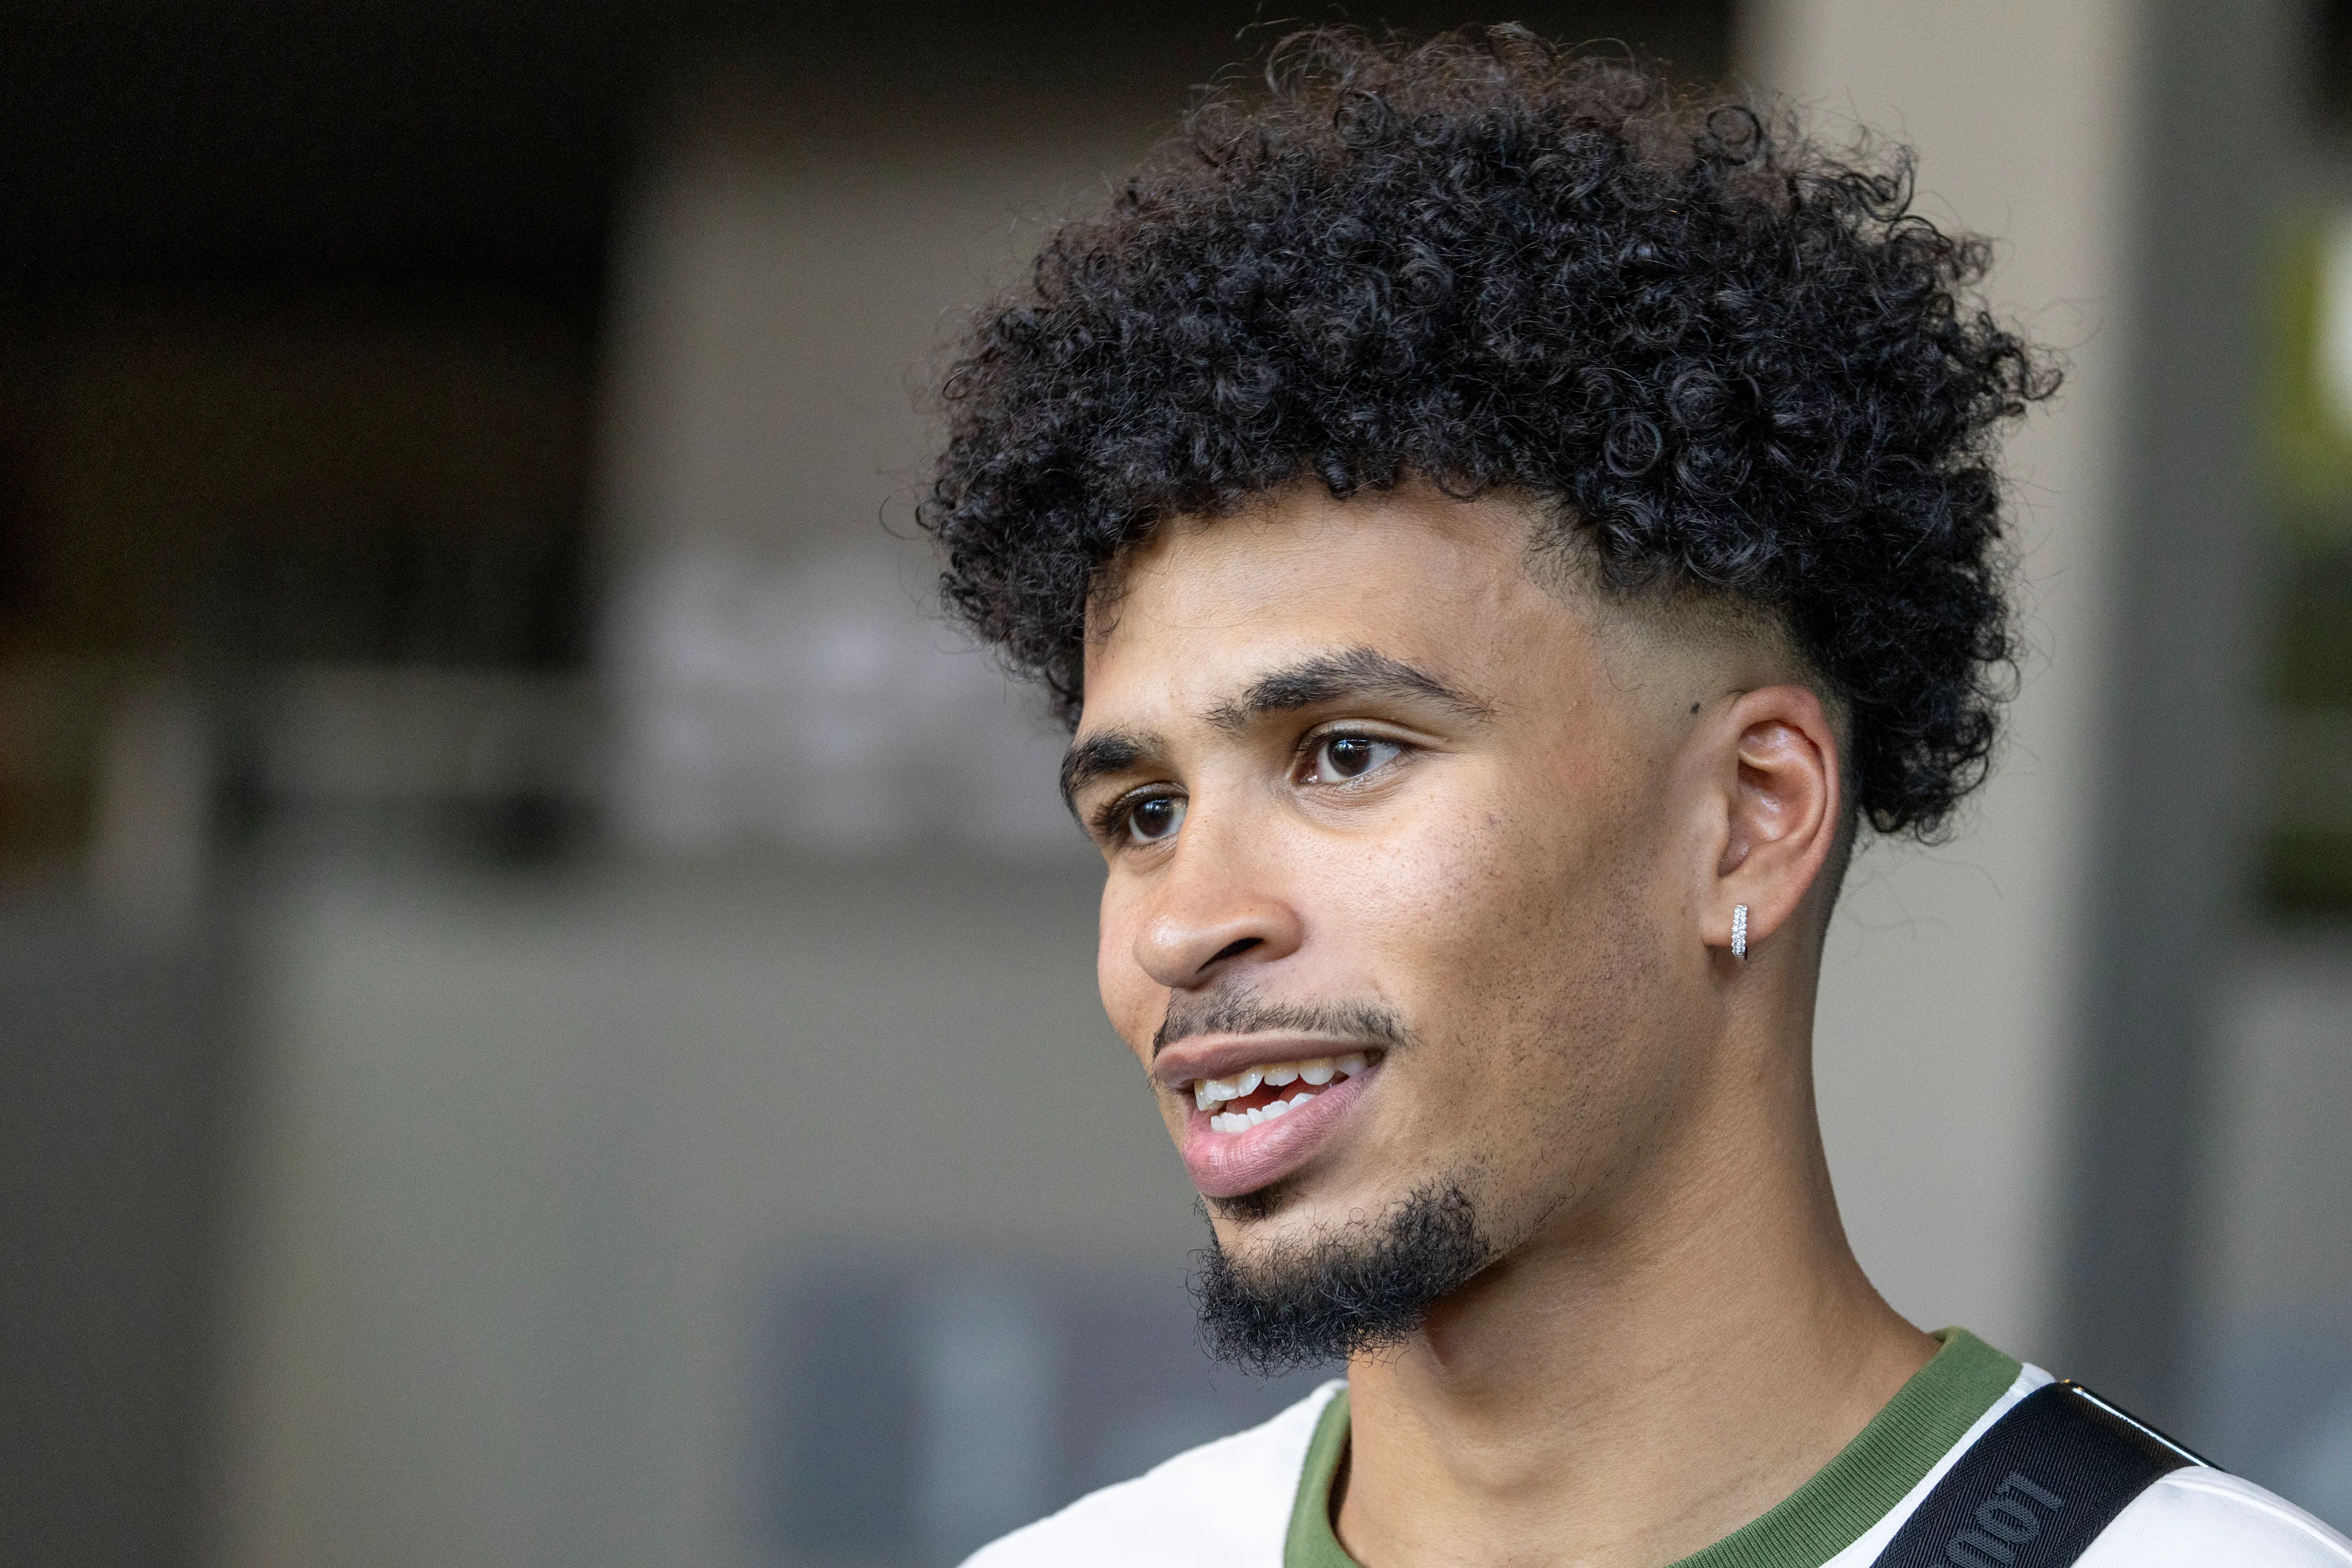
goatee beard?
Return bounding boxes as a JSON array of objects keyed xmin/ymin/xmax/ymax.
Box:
[{"xmin": 1189, "ymin": 1179, "xmax": 1494, "ymax": 1375}]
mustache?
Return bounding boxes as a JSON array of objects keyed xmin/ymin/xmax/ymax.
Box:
[{"xmin": 1153, "ymin": 990, "xmax": 1414, "ymax": 1058}]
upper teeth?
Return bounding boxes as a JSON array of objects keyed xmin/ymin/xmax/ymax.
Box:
[{"xmin": 1192, "ymin": 1053, "xmax": 1368, "ymax": 1114}]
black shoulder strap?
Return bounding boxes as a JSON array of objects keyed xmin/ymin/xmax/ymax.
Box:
[{"xmin": 1871, "ymin": 1381, "xmax": 2214, "ymax": 1568}]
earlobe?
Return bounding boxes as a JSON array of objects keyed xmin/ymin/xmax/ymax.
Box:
[{"xmin": 1703, "ymin": 687, "xmax": 1842, "ymax": 961}]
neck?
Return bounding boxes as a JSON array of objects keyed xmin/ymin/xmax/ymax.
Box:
[{"xmin": 1334, "ymin": 998, "xmax": 1933, "ymax": 1568}]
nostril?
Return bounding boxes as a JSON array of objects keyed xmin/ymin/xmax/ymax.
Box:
[{"xmin": 1205, "ymin": 936, "xmax": 1262, "ymax": 969}]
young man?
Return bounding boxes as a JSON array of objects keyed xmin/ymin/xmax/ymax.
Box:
[{"xmin": 919, "ymin": 28, "xmax": 2352, "ymax": 1568}]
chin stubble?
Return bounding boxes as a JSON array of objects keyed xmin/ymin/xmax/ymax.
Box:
[{"xmin": 1188, "ymin": 1177, "xmax": 1494, "ymax": 1376}]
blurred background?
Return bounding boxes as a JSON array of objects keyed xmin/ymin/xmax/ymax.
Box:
[{"xmin": 0, "ymin": 1, "xmax": 2344, "ymax": 1564}]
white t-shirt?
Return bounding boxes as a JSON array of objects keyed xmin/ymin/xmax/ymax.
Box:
[{"xmin": 967, "ymin": 1333, "xmax": 2352, "ymax": 1568}]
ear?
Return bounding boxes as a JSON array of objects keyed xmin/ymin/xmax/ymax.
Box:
[{"xmin": 1702, "ymin": 685, "xmax": 1843, "ymax": 959}]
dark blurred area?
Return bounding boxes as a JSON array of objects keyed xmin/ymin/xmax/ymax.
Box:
[
  {"xmin": 0, "ymin": 4, "xmax": 2345, "ymax": 1567},
  {"xmin": 2263, "ymin": 0, "xmax": 2352, "ymax": 914}
]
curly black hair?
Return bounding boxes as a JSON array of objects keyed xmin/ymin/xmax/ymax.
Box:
[{"xmin": 919, "ymin": 24, "xmax": 2058, "ymax": 838}]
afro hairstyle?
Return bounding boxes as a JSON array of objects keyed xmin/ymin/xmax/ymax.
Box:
[{"xmin": 919, "ymin": 24, "xmax": 2059, "ymax": 837}]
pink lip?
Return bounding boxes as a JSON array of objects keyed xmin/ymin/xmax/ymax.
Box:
[{"xmin": 1178, "ymin": 1062, "xmax": 1378, "ymax": 1199}]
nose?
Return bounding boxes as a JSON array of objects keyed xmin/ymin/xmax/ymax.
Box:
[{"xmin": 1132, "ymin": 829, "xmax": 1303, "ymax": 992}]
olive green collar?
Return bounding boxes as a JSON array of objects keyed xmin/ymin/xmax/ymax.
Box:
[{"xmin": 1284, "ymin": 1328, "xmax": 2022, "ymax": 1568}]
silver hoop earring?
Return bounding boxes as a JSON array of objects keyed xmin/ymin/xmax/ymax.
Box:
[{"xmin": 1731, "ymin": 904, "xmax": 1749, "ymax": 960}]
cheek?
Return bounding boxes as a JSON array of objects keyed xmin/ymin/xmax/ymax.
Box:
[
  {"xmin": 1095, "ymin": 881, "xmax": 1156, "ymax": 1058},
  {"xmin": 1308, "ymin": 771, "xmax": 1646, "ymax": 1132},
  {"xmin": 1319, "ymin": 794, "xmax": 1578, "ymax": 991}
]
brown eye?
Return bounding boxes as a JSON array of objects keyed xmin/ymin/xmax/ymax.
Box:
[
  {"xmin": 1309, "ymin": 735, "xmax": 1402, "ymax": 783},
  {"xmin": 1125, "ymin": 794, "xmax": 1185, "ymax": 843}
]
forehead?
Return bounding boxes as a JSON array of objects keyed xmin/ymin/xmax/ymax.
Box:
[{"xmin": 1082, "ymin": 486, "xmax": 1589, "ymax": 712}]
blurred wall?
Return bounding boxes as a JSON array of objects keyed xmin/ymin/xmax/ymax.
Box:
[
  {"xmin": 593, "ymin": 108, "xmax": 1115, "ymax": 857},
  {"xmin": 205, "ymin": 859, "xmax": 1233, "ymax": 1568},
  {"xmin": 2193, "ymin": 939, "xmax": 2352, "ymax": 1518},
  {"xmin": 0, "ymin": 897, "xmax": 241, "ymax": 1568}
]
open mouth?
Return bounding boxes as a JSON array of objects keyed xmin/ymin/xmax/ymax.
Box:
[
  {"xmin": 1191, "ymin": 1052, "xmax": 1370, "ymax": 1133},
  {"xmin": 1173, "ymin": 1047, "xmax": 1384, "ymax": 1199}
]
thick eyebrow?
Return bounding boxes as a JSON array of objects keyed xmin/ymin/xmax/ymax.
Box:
[
  {"xmin": 1205, "ymin": 647, "xmax": 1491, "ymax": 734},
  {"xmin": 1058, "ymin": 729, "xmax": 1157, "ymax": 818}
]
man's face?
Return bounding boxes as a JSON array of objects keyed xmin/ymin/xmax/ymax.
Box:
[{"xmin": 1066, "ymin": 485, "xmax": 1731, "ymax": 1305}]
